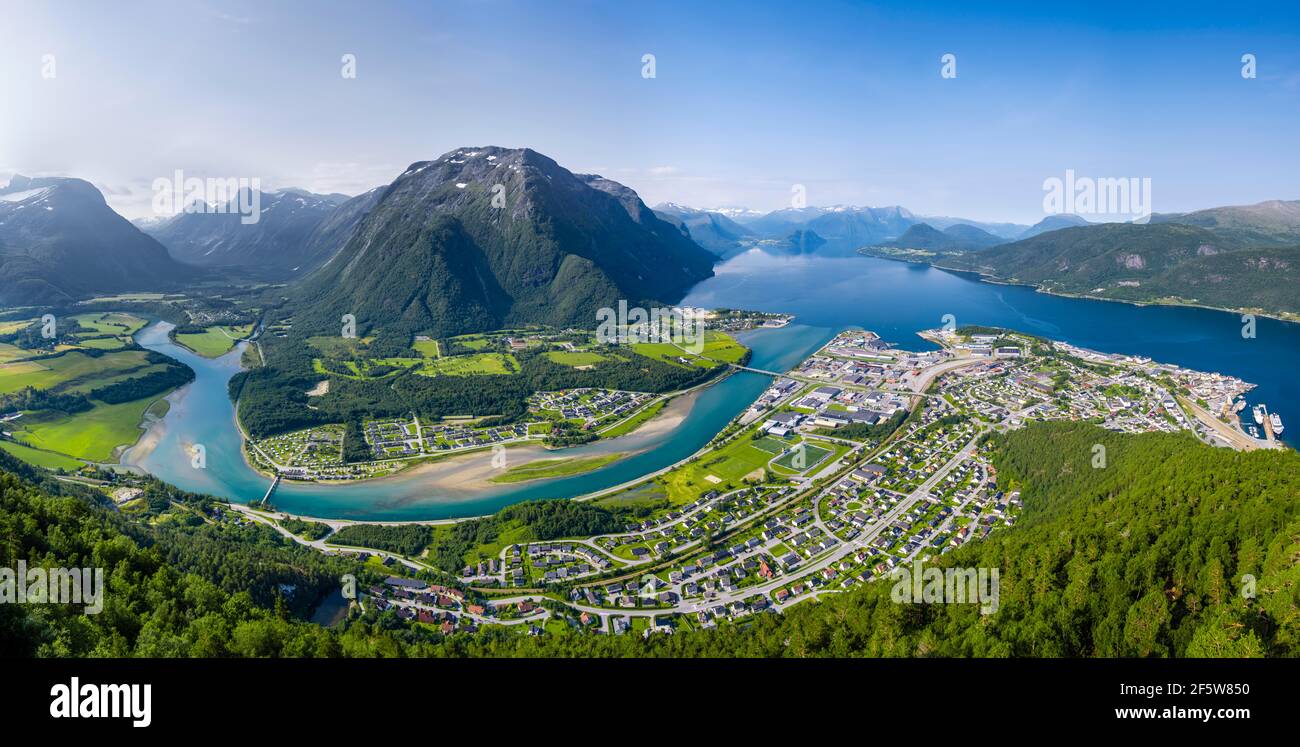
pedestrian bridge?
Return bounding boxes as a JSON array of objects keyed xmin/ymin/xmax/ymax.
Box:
[{"xmin": 260, "ymin": 473, "xmax": 282, "ymax": 505}]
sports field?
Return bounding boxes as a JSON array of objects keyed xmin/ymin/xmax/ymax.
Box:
[
  {"xmin": 749, "ymin": 435, "xmax": 790, "ymax": 454},
  {"xmin": 658, "ymin": 426, "xmax": 780, "ymax": 503},
  {"xmin": 772, "ymin": 441, "xmax": 833, "ymax": 473}
]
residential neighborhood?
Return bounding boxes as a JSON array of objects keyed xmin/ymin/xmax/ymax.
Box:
[{"xmin": 282, "ymin": 326, "xmax": 1263, "ymax": 637}]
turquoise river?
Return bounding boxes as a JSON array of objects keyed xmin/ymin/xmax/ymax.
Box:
[{"xmin": 123, "ymin": 251, "xmax": 1298, "ymax": 520}]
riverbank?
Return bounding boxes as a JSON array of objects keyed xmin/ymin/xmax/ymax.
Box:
[
  {"xmin": 234, "ymin": 374, "xmax": 713, "ymax": 490},
  {"xmin": 118, "ymin": 250, "xmax": 1300, "ymax": 519}
]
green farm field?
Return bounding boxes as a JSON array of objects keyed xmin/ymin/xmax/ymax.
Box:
[
  {"xmin": 70, "ymin": 312, "xmax": 148, "ymax": 336},
  {"xmin": 632, "ymin": 331, "xmax": 746, "ymax": 369},
  {"xmin": 417, "ymin": 353, "xmax": 518, "ymax": 377},
  {"xmin": 9, "ymin": 395, "xmax": 157, "ymax": 462},
  {"xmin": 0, "ymin": 440, "xmax": 86, "ymax": 470},
  {"xmin": 412, "ymin": 339, "xmax": 441, "ymax": 358},
  {"xmin": 0, "ymin": 350, "xmax": 160, "ymax": 396},
  {"xmin": 174, "ymin": 324, "xmax": 254, "ymax": 358},
  {"xmin": 545, "ymin": 350, "xmax": 608, "ymax": 367}
]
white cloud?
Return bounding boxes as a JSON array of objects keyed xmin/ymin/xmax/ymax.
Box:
[{"xmin": 301, "ymin": 161, "xmax": 399, "ymax": 197}]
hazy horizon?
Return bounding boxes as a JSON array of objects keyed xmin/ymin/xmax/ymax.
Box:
[{"xmin": 3, "ymin": 0, "xmax": 1299, "ymax": 223}]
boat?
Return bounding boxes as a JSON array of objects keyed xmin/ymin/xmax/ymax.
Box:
[
  {"xmin": 1270, "ymin": 412, "xmax": 1284, "ymax": 435},
  {"xmin": 1253, "ymin": 404, "xmax": 1267, "ymax": 425},
  {"xmin": 1248, "ymin": 425, "xmax": 1261, "ymax": 439}
]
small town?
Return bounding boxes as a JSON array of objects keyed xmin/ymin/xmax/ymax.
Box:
[{"xmin": 317, "ymin": 324, "xmax": 1261, "ymax": 636}]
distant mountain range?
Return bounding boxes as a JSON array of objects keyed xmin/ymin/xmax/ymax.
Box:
[
  {"xmin": 141, "ymin": 188, "xmax": 376, "ymax": 278},
  {"xmin": 652, "ymin": 203, "xmax": 754, "ymax": 259},
  {"xmin": 661, "ymin": 196, "xmax": 1299, "ymax": 317},
  {"xmin": 653, "ymin": 202, "xmax": 1015, "ymax": 257},
  {"xmin": 0, "ymin": 175, "xmax": 195, "ymax": 306},
  {"xmin": 883, "ymin": 222, "xmax": 1004, "ymax": 252},
  {"xmin": 292, "ymin": 147, "xmax": 717, "ymax": 339},
  {"xmin": 737, "ymin": 205, "xmax": 918, "ymax": 254},
  {"xmin": 5, "ymin": 160, "xmax": 1297, "ymax": 323},
  {"xmin": 1016, "ymin": 213, "xmax": 1093, "ymax": 239},
  {"xmin": 650, "ymin": 203, "xmax": 1099, "ymax": 257}
]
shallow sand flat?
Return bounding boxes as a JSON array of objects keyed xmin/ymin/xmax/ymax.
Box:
[
  {"xmin": 120, "ymin": 387, "xmax": 188, "ymax": 464},
  {"xmin": 328, "ymin": 390, "xmax": 699, "ymax": 497}
]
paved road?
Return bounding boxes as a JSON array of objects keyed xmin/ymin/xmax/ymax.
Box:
[{"xmin": 669, "ymin": 429, "xmax": 986, "ymax": 616}]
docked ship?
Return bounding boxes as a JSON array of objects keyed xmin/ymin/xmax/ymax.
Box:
[
  {"xmin": 1253, "ymin": 404, "xmax": 1267, "ymax": 425},
  {"xmin": 1270, "ymin": 412, "xmax": 1284, "ymax": 435}
]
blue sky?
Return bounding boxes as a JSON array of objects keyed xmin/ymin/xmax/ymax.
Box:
[{"xmin": 2, "ymin": 0, "xmax": 1297, "ymax": 223}]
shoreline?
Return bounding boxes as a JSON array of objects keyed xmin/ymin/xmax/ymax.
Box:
[
  {"xmin": 237, "ymin": 379, "xmax": 712, "ymax": 488},
  {"xmin": 228, "ymin": 387, "xmax": 715, "ymax": 527},
  {"xmin": 270, "ymin": 385, "xmax": 704, "ymax": 494},
  {"xmin": 119, "ymin": 318, "xmax": 755, "ymax": 522},
  {"xmin": 863, "ymin": 250, "xmax": 1300, "ymax": 325},
  {"xmin": 222, "ymin": 330, "xmax": 787, "ymax": 526},
  {"xmin": 86, "ymin": 318, "xmax": 789, "ymax": 523}
]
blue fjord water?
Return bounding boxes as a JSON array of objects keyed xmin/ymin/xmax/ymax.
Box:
[{"xmin": 125, "ymin": 251, "xmax": 1298, "ymax": 520}]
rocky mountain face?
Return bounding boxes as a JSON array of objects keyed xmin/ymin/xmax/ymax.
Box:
[
  {"xmin": 653, "ymin": 202, "xmax": 755, "ymax": 258},
  {"xmin": 292, "ymin": 147, "xmax": 717, "ymax": 338},
  {"xmin": 144, "ymin": 188, "xmax": 363, "ymax": 278},
  {"xmin": 0, "ymin": 175, "xmax": 195, "ymax": 306}
]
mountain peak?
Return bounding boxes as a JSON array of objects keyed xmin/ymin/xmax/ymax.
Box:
[
  {"xmin": 3, "ymin": 174, "xmax": 33, "ymax": 192},
  {"xmin": 1, "ymin": 176, "xmax": 193, "ymax": 305},
  {"xmin": 293, "ymin": 146, "xmax": 716, "ymax": 338}
]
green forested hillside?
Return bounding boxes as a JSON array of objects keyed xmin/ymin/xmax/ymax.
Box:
[
  {"xmin": 1152, "ymin": 199, "xmax": 1300, "ymax": 247},
  {"xmin": 4, "ymin": 423, "xmax": 1297, "ymax": 657},
  {"xmin": 0, "ymin": 450, "xmax": 352, "ymax": 656},
  {"xmin": 944, "ymin": 223, "xmax": 1236, "ymax": 287},
  {"xmin": 413, "ymin": 422, "xmax": 1300, "ymax": 657},
  {"xmin": 935, "ymin": 223, "xmax": 1300, "ymax": 316},
  {"xmin": 883, "ymin": 222, "xmax": 1002, "ymax": 252},
  {"xmin": 1120, "ymin": 246, "xmax": 1300, "ymax": 314}
]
